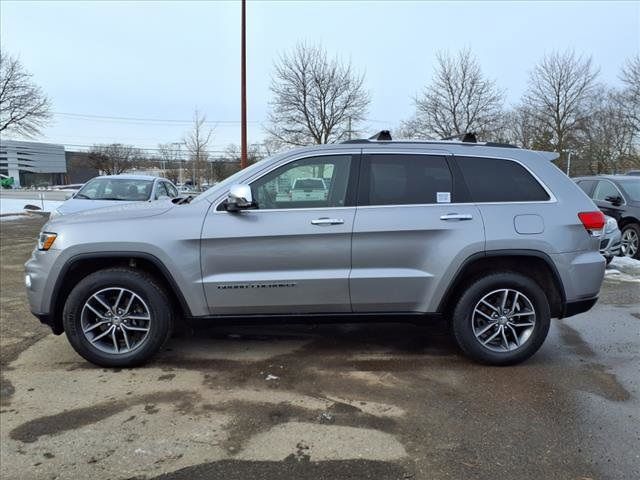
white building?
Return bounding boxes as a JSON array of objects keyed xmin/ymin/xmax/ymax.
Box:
[{"xmin": 0, "ymin": 139, "xmax": 66, "ymax": 187}]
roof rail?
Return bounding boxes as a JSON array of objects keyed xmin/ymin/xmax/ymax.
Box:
[{"xmin": 341, "ymin": 130, "xmax": 519, "ymax": 149}]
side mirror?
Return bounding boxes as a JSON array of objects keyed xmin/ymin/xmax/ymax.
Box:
[
  {"xmin": 605, "ymin": 195, "xmax": 622, "ymax": 206},
  {"xmin": 225, "ymin": 184, "xmax": 255, "ymax": 212}
]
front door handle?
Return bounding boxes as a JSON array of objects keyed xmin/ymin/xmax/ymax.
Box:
[
  {"xmin": 440, "ymin": 213, "xmax": 473, "ymax": 221},
  {"xmin": 311, "ymin": 218, "xmax": 344, "ymax": 226}
]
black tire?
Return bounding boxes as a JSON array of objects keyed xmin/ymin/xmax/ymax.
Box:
[
  {"xmin": 63, "ymin": 268, "xmax": 173, "ymax": 367},
  {"xmin": 452, "ymin": 272, "xmax": 551, "ymax": 366},
  {"xmin": 621, "ymin": 223, "xmax": 640, "ymax": 260}
]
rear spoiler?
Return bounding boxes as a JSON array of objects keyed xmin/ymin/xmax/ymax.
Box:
[{"xmin": 537, "ymin": 151, "xmax": 560, "ymax": 162}]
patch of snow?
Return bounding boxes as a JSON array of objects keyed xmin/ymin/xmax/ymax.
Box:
[
  {"xmin": 265, "ymin": 374, "xmax": 279, "ymax": 381},
  {"xmin": 609, "ymin": 256, "xmax": 640, "ymax": 278},
  {"xmin": 0, "ymin": 198, "xmax": 63, "ymax": 214},
  {"xmin": 605, "ymin": 257, "xmax": 640, "ymax": 283},
  {"xmin": 0, "ymin": 214, "xmax": 28, "ymax": 221}
]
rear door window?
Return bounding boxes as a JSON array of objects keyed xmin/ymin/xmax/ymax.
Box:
[
  {"xmin": 358, "ymin": 154, "xmax": 454, "ymax": 206},
  {"xmin": 455, "ymin": 156, "xmax": 550, "ymax": 202}
]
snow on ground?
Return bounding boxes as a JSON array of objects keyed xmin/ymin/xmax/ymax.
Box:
[
  {"xmin": 606, "ymin": 256, "xmax": 640, "ymax": 283},
  {"xmin": 0, "ymin": 198, "xmax": 63, "ymax": 215},
  {"xmin": 0, "ymin": 214, "xmax": 29, "ymax": 222}
]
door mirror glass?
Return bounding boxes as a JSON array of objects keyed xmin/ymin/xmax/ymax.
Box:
[{"xmin": 226, "ymin": 184, "xmax": 255, "ymax": 211}]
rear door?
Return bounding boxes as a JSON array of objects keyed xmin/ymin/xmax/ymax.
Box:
[{"xmin": 350, "ymin": 149, "xmax": 484, "ymax": 313}]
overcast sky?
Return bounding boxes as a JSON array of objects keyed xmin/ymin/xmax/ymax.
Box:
[{"xmin": 1, "ymin": 0, "xmax": 638, "ymax": 153}]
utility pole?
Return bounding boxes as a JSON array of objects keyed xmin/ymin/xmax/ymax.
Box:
[
  {"xmin": 240, "ymin": 0, "xmax": 248, "ymax": 169},
  {"xmin": 172, "ymin": 142, "xmax": 183, "ymax": 185},
  {"xmin": 563, "ymin": 149, "xmax": 572, "ymax": 177}
]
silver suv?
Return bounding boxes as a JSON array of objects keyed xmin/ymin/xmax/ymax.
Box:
[{"xmin": 25, "ymin": 136, "xmax": 606, "ymax": 367}]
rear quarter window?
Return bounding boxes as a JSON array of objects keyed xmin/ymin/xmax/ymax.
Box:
[{"xmin": 455, "ymin": 156, "xmax": 550, "ymax": 202}]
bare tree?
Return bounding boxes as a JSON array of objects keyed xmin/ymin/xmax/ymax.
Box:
[
  {"xmin": 87, "ymin": 144, "xmax": 144, "ymax": 175},
  {"xmin": 0, "ymin": 50, "xmax": 51, "ymax": 137},
  {"xmin": 524, "ymin": 50, "xmax": 599, "ymax": 167},
  {"xmin": 500, "ymin": 105, "xmax": 554, "ymax": 150},
  {"xmin": 406, "ymin": 49, "xmax": 505, "ymax": 139},
  {"xmin": 619, "ymin": 55, "xmax": 640, "ymax": 135},
  {"xmin": 184, "ymin": 110, "xmax": 213, "ymax": 187},
  {"xmin": 157, "ymin": 143, "xmax": 183, "ymax": 183},
  {"xmin": 266, "ymin": 43, "xmax": 370, "ymax": 146},
  {"xmin": 577, "ymin": 87, "xmax": 639, "ymax": 174}
]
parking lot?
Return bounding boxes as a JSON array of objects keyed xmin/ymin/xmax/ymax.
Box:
[{"xmin": 1, "ymin": 216, "xmax": 638, "ymax": 480}]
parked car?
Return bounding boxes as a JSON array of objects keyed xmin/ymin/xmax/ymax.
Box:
[
  {"xmin": 626, "ymin": 170, "xmax": 640, "ymax": 176},
  {"xmin": 600, "ymin": 215, "xmax": 622, "ymax": 265},
  {"xmin": 26, "ymin": 135, "xmax": 606, "ymax": 367},
  {"xmin": 49, "ymin": 175, "xmax": 179, "ymax": 218},
  {"xmin": 574, "ymin": 175, "xmax": 640, "ymax": 259},
  {"xmin": 290, "ymin": 177, "xmax": 328, "ymax": 201}
]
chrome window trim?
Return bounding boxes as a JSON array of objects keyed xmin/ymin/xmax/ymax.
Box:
[
  {"xmin": 212, "ymin": 149, "xmax": 361, "ymax": 212},
  {"xmin": 212, "ymin": 148, "xmax": 557, "ymax": 212}
]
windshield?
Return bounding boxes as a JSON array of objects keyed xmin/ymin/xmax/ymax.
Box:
[
  {"xmin": 75, "ymin": 178, "xmax": 154, "ymax": 201},
  {"xmin": 617, "ymin": 179, "xmax": 640, "ymax": 202},
  {"xmin": 190, "ymin": 158, "xmax": 271, "ymax": 203}
]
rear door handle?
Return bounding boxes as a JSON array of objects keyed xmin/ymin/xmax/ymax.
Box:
[
  {"xmin": 440, "ymin": 213, "xmax": 473, "ymax": 221},
  {"xmin": 311, "ymin": 218, "xmax": 344, "ymax": 225}
]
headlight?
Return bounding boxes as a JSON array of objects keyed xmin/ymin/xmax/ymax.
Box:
[
  {"xmin": 605, "ymin": 217, "xmax": 618, "ymax": 234},
  {"xmin": 37, "ymin": 232, "xmax": 57, "ymax": 251}
]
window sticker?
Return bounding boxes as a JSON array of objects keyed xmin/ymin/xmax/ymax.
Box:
[{"xmin": 437, "ymin": 192, "xmax": 451, "ymax": 203}]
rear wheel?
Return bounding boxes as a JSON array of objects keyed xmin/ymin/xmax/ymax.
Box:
[
  {"xmin": 63, "ymin": 268, "xmax": 173, "ymax": 367},
  {"xmin": 621, "ymin": 223, "xmax": 640, "ymax": 259},
  {"xmin": 452, "ymin": 272, "xmax": 550, "ymax": 366}
]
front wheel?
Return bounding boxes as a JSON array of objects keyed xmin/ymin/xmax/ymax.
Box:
[
  {"xmin": 63, "ymin": 268, "xmax": 173, "ymax": 367},
  {"xmin": 452, "ymin": 272, "xmax": 551, "ymax": 366}
]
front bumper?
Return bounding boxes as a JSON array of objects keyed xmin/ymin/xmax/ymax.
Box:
[
  {"xmin": 25, "ymin": 247, "xmax": 62, "ymax": 327},
  {"xmin": 31, "ymin": 312, "xmax": 63, "ymax": 334},
  {"xmin": 599, "ymin": 229, "xmax": 622, "ymax": 258}
]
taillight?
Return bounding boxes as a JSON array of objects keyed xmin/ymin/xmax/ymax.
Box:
[{"xmin": 578, "ymin": 211, "xmax": 605, "ymax": 236}]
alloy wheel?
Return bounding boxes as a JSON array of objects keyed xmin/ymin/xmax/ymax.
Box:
[
  {"xmin": 471, "ymin": 288, "xmax": 536, "ymax": 353},
  {"xmin": 81, "ymin": 287, "xmax": 151, "ymax": 354},
  {"xmin": 621, "ymin": 228, "xmax": 639, "ymax": 258}
]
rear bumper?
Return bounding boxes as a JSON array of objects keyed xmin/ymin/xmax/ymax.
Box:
[{"xmin": 561, "ymin": 296, "xmax": 598, "ymax": 318}]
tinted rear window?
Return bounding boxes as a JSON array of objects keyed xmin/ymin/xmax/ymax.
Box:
[{"xmin": 456, "ymin": 157, "xmax": 550, "ymax": 202}]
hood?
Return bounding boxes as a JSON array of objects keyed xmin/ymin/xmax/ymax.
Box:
[
  {"xmin": 55, "ymin": 198, "xmax": 140, "ymax": 215},
  {"xmin": 49, "ymin": 199, "xmax": 174, "ymax": 226}
]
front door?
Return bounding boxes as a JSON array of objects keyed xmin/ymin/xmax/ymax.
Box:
[
  {"xmin": 200, "ymin": 153, "xmax": 358, "ymax": 314},
  {"xmin": 350, "ymin": 150, "xmax": 484, "ymax": 313},
  {"xmin": 592, "ymin": 180, "xmax": 626, "ymax": 221}
]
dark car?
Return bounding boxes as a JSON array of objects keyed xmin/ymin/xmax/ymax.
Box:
[{"xmin": 574, "ymin": 175, "xmax": 640, "ymax": 259}]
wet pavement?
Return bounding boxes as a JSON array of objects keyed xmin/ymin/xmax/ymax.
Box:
[{"xmin": 1, "ymin": 217, "xmax": 638, "ymax": 480}]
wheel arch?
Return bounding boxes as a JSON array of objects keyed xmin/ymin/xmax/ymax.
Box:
[
  {"xmin": 618, "ymin": 215, "xmax": 639, "ymax": 230},
  {"xmin": 49, "ymin": 252, "xmax": 192, "ymax": 334},
  {"xmin": 437, "ymin": 250, "xmax": 566, "ymax": 319}
]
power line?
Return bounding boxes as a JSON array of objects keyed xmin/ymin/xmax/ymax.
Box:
[{"xmin": 53, "ymin": 111, "xmax": 261, "ymax": 125}]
